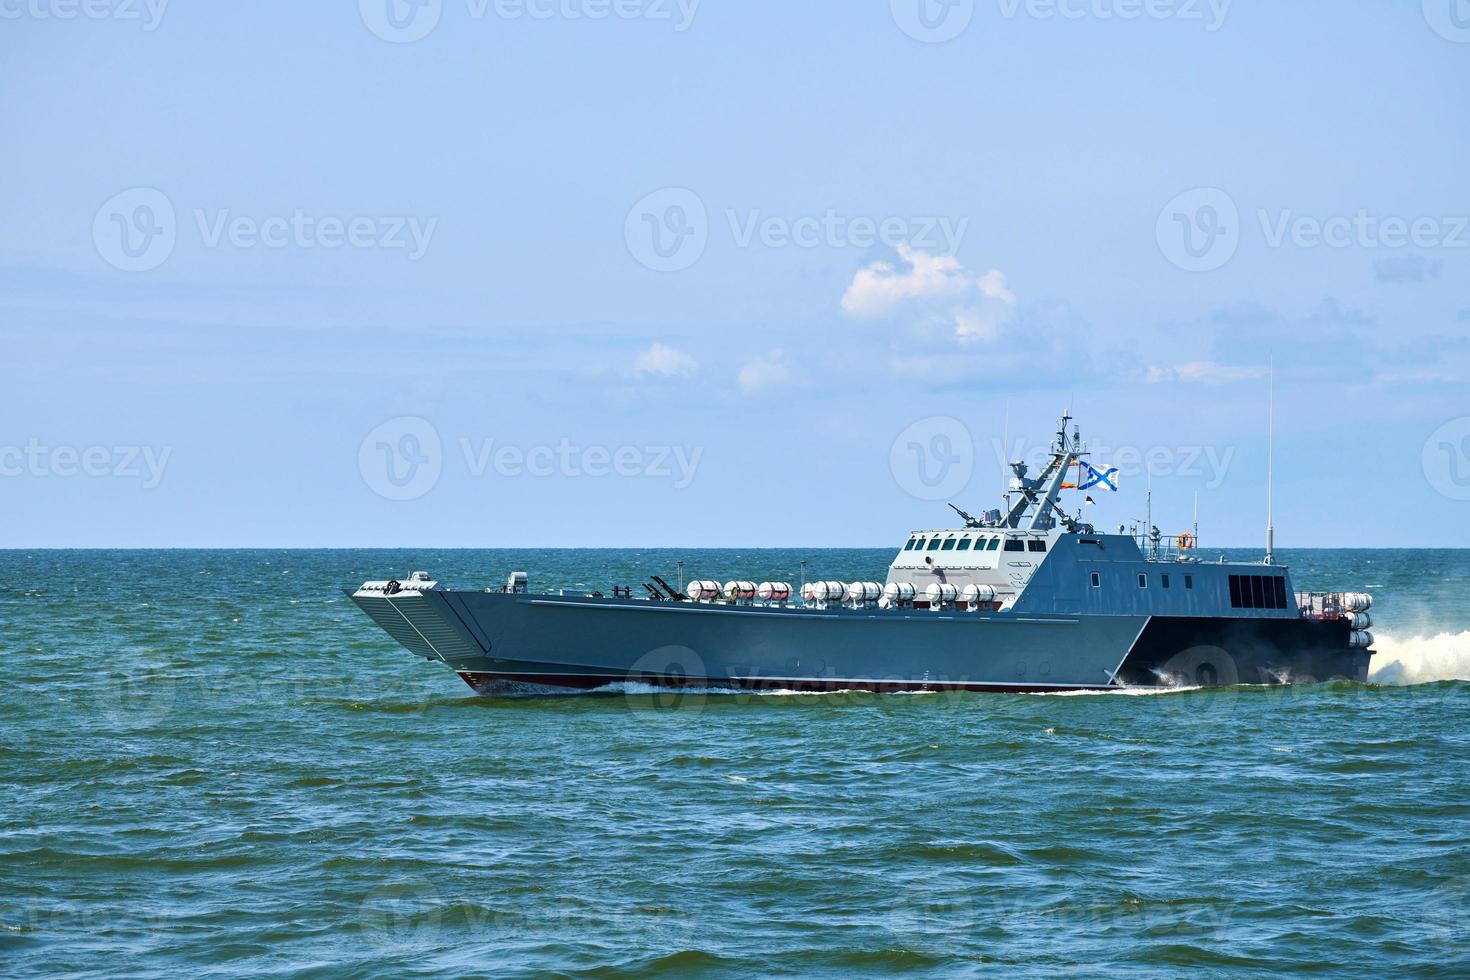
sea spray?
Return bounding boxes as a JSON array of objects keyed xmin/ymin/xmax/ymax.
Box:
[{"xmin": 1369, "ymin": 631, "xmax": 1470, "ymax": 685}]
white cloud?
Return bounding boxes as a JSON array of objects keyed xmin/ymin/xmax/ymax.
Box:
[
  {"xmin": 1146, "ymin": 361, "xmax": 1269, "ymax": 384},
  {"xmin": 737, "ymin": 350, "xmax": 791, "ymax": 394},
  {"xmin": 840, "ymin": 244, "xmax": 1015, "ymax": 344},
  {"xmin": 634, "ymin": 343, "xmax": 698, "ymax": 378}
]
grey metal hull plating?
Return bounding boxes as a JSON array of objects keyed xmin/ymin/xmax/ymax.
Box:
[{"xmin": 350, "ymin": 589, "xmax": 1371, "ymax": 693}]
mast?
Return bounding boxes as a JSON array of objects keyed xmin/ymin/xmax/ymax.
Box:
[
  {"xmin": 1265, "ymin": 365, "xmax": 1275, "ymax": 566},
  {"xmin": 1001, "ymin": 411, "xmax": 1082, "ymax": 531}
]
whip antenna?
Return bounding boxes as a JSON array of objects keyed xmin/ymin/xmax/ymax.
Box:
[{"xmin": 1265, "ymin": 363, "xmax": 1275, "ymax": 566}]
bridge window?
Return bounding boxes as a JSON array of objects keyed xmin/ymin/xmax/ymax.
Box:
[
  {"xmin": 1228, "ymin": 574, "xmax": 1288, "ymax": 609},
  {"xmin": 941, "ymin": 538, "xmax": 956, "ymax": 551},
  {"xmin": 1004, "ymin": 539, "xmax": 1025, "ymax": 552},
  {"xmin": 1138, "ymin": 573, "xmax": 1148, "ymax": 589},
  {"xmin": 957, "ymin": 537, "xmax": 972, "ymax": 551},
  {"xmin": 927, "ymin": 537, "xmax": 943, "ymax": 551},
  {"xmin": 1027, "ymin": 540, "xmax": 1047, "ymax": 553},
  {"xmin": 1090, "ymin": 572, "xmax": 1101, "ymax": 588},
  {"xmin": 903, "ymin": 537, "xmax": 917, "ymax": 551},
  {"xmin": 986, "ymin": 538, "xmax": 1001, "ymax": 551}
]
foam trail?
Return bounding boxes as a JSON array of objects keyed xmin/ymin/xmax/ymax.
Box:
[{"xmin": 1368, "ymin": 631, "xmax": 1470, "ymax": 685}]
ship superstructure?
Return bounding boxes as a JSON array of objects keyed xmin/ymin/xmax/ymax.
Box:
[{"xmin": 350, "ymin": 414, "xmax": 1374, "ymax": 693}]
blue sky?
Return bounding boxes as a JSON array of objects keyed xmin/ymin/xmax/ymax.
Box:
[{"xmin": 3, "ymin": 0, "xmax": 1468, "ymax": 547}]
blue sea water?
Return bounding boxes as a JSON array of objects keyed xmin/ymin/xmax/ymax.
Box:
[{"xmin": 4, "ymin": 548, "xmax": 1470, "ymax": 978}]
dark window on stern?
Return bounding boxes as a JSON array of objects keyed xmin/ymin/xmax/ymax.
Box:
[
  {"xmin": 1090, "ymin": 572, "xmax": 1101, "ymax": 588},
  {"xmin": 1138, "ymin": 573, "xmax": 1148, "ymax": 588}
]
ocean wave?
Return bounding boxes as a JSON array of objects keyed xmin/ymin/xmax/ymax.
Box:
[{"xmin": 1368, "ymin": 631, "xmax": 1470, "ymax": 685}]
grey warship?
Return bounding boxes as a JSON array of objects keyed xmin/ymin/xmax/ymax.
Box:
[{"xmin": 350, "ymin": 414, "xmax": 1374, "ymax": 693}]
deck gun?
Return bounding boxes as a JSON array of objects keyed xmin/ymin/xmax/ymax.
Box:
[{"xmin": 949, "ymin": 503, "xmax": 985, "ymax": 528}]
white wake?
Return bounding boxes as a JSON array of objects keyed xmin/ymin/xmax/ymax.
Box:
[{"xmin": 1368, "ymin": 631, "xmax": 1470, "ymax": 685}]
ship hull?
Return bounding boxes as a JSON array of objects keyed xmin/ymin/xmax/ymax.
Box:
[{"xmin": 350, "ymin": 589, "xmax": 1371, "ymax": 694}]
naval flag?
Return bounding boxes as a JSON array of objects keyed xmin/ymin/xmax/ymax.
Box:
[{"xmin": 1062, "ymin": 460, "xmax": 1119, "ymax": 492}]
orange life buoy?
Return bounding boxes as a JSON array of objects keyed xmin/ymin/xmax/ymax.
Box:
[{"xmin": 1176, "ymin": 532, "xmax": 1195, "ymax": 552}]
